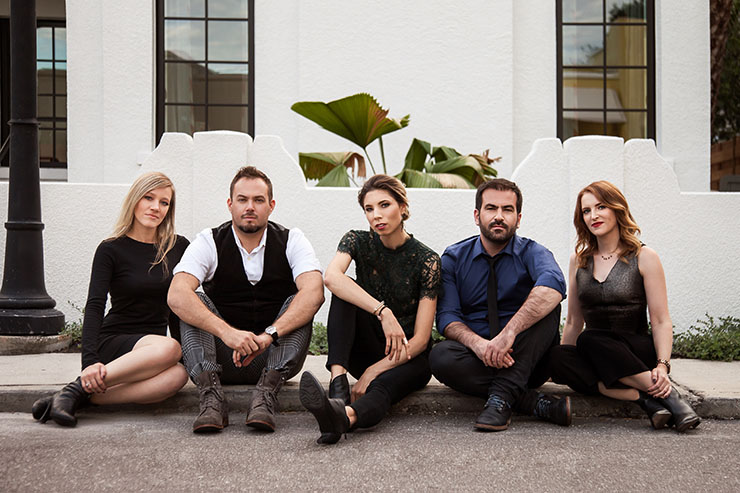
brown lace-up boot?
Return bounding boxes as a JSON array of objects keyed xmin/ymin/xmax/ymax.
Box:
[
  {"xmin": 192, "ymin": 371, "xmax": 228, "ymax": 433},
  {"xmin": 246, "ymin": 368, "xmax": 285, "ymax": 432}
]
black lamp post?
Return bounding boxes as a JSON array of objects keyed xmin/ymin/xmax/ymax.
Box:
[{"xmin": 0, "ymin": 0, "xmax": 64, "ymax": 335}]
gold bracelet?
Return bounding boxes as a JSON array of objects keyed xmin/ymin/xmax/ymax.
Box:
[
  {"xmin": 656, "ymin": 359, "xmax": 671, "ymax": 374},
  {"xmin": 372, "ymin": 301, "xmax": 385, "ymax": 316}
]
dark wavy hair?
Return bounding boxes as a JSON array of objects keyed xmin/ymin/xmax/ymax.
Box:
[
  {"xmin": 574, "ymin": 180, "xmax": 642, "ymax": 268},
  {"xmin": 475, "ymin": 178, "xmax": 522, "ymax": 213},
  {"xmin": 357, "ymin": 174, "xmax": 410, "ymax": 221}
]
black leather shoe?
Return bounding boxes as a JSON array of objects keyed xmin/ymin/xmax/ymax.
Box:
[
  {"xmin": 31, "ymin": 395, "xmax": 54, "ymax": 423},
  {"xmin": 534, "ymin": 393, "xmax": 572, "ymax": 427},
  {"xmin": 475, "ymin": 394, "xmax": 512, "ymax": 431},
  {"xmin": 634, "ymin": 391, "xmax": 672, "ymax": 429},
  {"xmin": 49, "ymin": 377, "xmax": 90, "ymax": 427},
  {"xmin": 656, "ymin": 387, "xmax": 700, "ymax": 433},
  {"xmin": 299, "ymin": 371, "xmax": 349, "ymax": 445},
  {"xmin": 329, "ymin": 374, "xmax": 351, "ymax": 406}
]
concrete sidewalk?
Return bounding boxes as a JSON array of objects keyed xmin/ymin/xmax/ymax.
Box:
[{"xmin": 1, "ymin": 354, "xmax": 738, "ymax": 419}]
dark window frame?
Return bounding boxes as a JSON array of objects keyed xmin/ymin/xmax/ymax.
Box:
[
  {"xmin": 556, "ymin": 0, "xmax": 656, "ymax": 141},
  {"xmin": 1, "ymin": 18, "xmax": 67, "ymax": 168},
  {"xmin": 155, "ymin": 0, "xmax": 255, "ymax": 143}
]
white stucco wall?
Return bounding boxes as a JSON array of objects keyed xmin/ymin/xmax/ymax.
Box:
[
  {"xmin": 1, "ymin": 134, "xmax": 737, "ymax": 332},
  {"xmin": 66, "ymin": 0, "xmax": 155, "ymax": 183},
  {"xmin": 61, "ymin": 1, "xmax": 711, "ymax": 190}
]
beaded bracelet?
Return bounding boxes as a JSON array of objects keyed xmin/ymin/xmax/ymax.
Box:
[{"xmin": 656, "ymin": 359, "xmax": 671, "ymax": 374}]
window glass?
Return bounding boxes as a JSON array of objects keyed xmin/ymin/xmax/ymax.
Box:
[
  {"xmin": 608, "ymin": 68, "xmax": 646, "ymax": 109},
  {"xmin": 35, "ymin": 25, "xmax": 66, "ymax": 167},
  {"xmin": 563, "ymin": 26, "xmax": 604, "ymax": 66},
  {"xmin": 165, "ymin": 63, "xmax": 207, "ymax": 104},
  {"xmin": 208, "ymin": 64, "xmax": 248, "ymax": 104},
  {"xmin": 37, "ymin": 27, "xmax": 53, "ymax": 59},
  {"xmin": 208, "ymin": 0, "xmax": 248, "ymax": 18},
  {"xmin": 607, "ymin": 1, "xmax": 646, "ymax": 21},
  {"xmin": 562, "ymin": 0, "xmax": 602, "ymax": 23},
  {"xmin": 563, "ymin": 68, "xmax": 604, "ymax": 109},
  {"xmin": 166, "ymin": 105, "xmax": 206, "ymax": 134},
  {"xmin": 208, "ymin": 106, "xmax": 248, "ymax": 132},
  {"xmin": 165, "ymin": 20, "xmax": 205, "ymax": 61},
  {"xmin": 208, "ymin": 21, "xmax": 248, "ymax": 61},
  {"xmin": 165, "ymin": 0, "xmax": 205, "ymax": 17}
]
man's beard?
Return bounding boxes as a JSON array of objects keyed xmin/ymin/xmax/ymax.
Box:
[
  {"xmin": 480, "ymin": 221, "xmax": 516, "ymax": 245},
  {"xmin": 236, "ymin": 223, "xmax": 263, "ymax": 234}
]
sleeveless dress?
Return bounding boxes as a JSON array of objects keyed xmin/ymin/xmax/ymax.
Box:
[{"xmin": 549, "ymin": 254, "xmax": 657, "ymax": 395}]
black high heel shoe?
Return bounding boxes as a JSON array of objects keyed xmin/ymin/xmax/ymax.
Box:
[
  {"xmin": 656, "ymin": 387, "xmax": 701, "ymax": 433},
  {"xmin": 316, "ymin": 374, "xmax": 352, "ymax": 443},
  {"xmin": 634, "ymin": 391, "xmax": 672, "ymax": 429},
  {"xmin": 31, "ymin": 395, "xmax": 54, "ymax": 423},
  {"xmin": 299, "ymin": 371, "xmax": 349, "ymax": 445},
  {"xmin": 49, "ymin": 377, "xmax": 91, "ymax": 427}
]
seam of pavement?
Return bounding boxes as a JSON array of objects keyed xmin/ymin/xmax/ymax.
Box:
[{"xmin": 0, "ymin": 354, "xmax": 738, "ymax": 419}]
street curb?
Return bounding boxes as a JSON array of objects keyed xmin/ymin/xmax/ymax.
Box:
[{"xmin": 3, "ymin": 382, "xmax": 737, "ymax": 420}]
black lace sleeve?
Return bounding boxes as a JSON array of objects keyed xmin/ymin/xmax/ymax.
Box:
[
  {"xmin": 419, "ymin": 251, "xmax": 442, "ymax": 300},
  {"xmin": 336, "ymin": 230, "xmax": 361, "ymax": 258}
]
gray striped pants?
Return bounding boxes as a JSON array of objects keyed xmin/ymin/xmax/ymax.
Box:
[{"xmin": 180, "ymin": 292, "xmax": 312, "ymax": 384}]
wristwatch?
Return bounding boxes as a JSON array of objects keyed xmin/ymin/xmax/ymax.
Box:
[{"xmin": 265, "ymin": 325, "xmax": 280, "ymax": 346}]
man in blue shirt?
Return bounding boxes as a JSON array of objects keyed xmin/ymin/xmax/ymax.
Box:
[{"xmin": 431, "ymin": 178, "xmax": 571, "ymax": 431}]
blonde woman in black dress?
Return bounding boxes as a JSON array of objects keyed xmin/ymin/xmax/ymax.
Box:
[
  {"xmin": 32, "ymin": 172, "xmax": 189, "ymax": 427},
  {"xmin": 549, "ymin": 180, "xmax": 699, "ymax": 432}
]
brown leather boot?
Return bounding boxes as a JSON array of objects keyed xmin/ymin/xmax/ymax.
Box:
[
  {"xmin": 192, "ymin": 371, "xmax": 228, "ymax": 433},
  {"xmin": 246, "ymin": 368, "xmax": 285, "ymax": 432}
]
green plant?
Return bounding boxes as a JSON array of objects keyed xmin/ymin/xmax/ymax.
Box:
[
  {"xmin": 60, "ymin": 301, "xmax": 84, "ymax": 349},
  {"xmin": 672, "ymin": 314, "xmax": 740, "ymax": 361},
  {"xmin": 298, "ymin": 152, "xmax": 367, "ymax": 187},
  {"xmin": 292, "ymin": 93, "xmax": 410, "ymax": 178},
  {"xmin": 309, "ymin": 321, "xmax": 329, "ymax": 355},
  {"xmin": 396, "ymin": 138, "xmax": 499, "ymax": 189}
]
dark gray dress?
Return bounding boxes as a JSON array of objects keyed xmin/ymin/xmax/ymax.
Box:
[{"xmin": 548, "ymin": 254, "xmax": 657, "ymax": 395}]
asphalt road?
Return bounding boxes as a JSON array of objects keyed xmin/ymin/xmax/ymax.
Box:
[{"xmin": 5, "ymin": 412, "xmax": 740, "ymax": 492}]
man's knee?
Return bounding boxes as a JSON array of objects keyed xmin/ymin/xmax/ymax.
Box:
[{"xmin": 429, "ymin": 340, "xmax": 464, "ymax": 382}]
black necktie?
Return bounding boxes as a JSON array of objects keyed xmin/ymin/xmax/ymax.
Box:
[{"xmin": 487, "ymin": 256, "xmax": 501, "ymax": 339}]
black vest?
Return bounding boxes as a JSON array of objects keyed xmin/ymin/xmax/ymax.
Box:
[{"xmin": 202, "ymin": 221, "xmax": 297, "ymax": 332}]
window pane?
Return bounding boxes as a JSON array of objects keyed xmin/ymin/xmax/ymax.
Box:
[
  {"xmin": 606, "ymin": 25, "xmax": 645, "ymax": 66},
  {"xmin": 607, "ymin": 68, "xmax": 645, "ymax": 109},
  {"xmin": 208, "ymin": 106, "xmax": 247, "ymax": 132},
  {"xmin": 165, "ymin": 20, "xmax": 205, "ymax": 61},
  {"xmin": 39, "ymin": 129, "xmax": 54, "ymax": 162},
  {"xmin": 55, "ymin": 62, "xmax": 67, "ymax": 95},
  {"xmin": 38, "ymin": 96, "xmax": 53, "ymax": 118},
  {"xmin": 166, "ymin": 105, "xmax": 206, "ymax": 133},
  {"xmin": 208, "ymin": 21, "xmax": 248, "ymax": 61},
  {"xmin": 209, "ymin": 0, "xmax": 248, "ymax": 18},
  {"xmin": 165, "ymin": 0, "xmax": 205, "ymax": 17},
  {"xmin": 37, "ymin": 27, "xmax": 53, "ymax": 59},
  {"xmin": 165, "ymin": 62, "xmax": 206, "ymax": 104},
  {"xmin": 563, "ymin": 68, "xmax": 603, "ymax": 109},
  {"xmin": 37, "ymin": 62, "xmax": 53, "ymax": 93},
  {"xmin": 54, "ymin": 28, "xmax": 67, "ymax": 60},
  {"xmin": 562, "ymin": 0, "xmax": 602, "ymax": 23},
  {"xmin": 562, "ymin": 25, "xmax": 603, "ymax": 66},
  {"xmin": 208, "ymin": 64, "xmax": 248, "ymax": 104},
  {"xmin": 607, "ymin": 0, "xmax": 646, "ymax": 22},
  {"xmin": 562, "ymin": 110, "xmax": 605, "ymax": 139},
  {"xmin": 55, "ymin": 130, "xmax": 66, "ymax": 163},
  {"xmin": 55, "ymin": 95, "xmax": 66, "ymax": 118},
  {"xmin": 609, "ymin": 111, "xmax": 646, "ymax": 140}
]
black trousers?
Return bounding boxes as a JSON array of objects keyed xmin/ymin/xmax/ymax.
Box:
[
  {"xmin": 548, "ymin": 329, "xmax": 656, "ymax": 395},
  {"xmin": 326, "ymin": 295, "xmax": 431, "ymax": 429},
  {"xmin": 429, "ymin": 306, "xmax": 560, "ymax": 404}
]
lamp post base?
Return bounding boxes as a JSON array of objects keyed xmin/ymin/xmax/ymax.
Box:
[{"xmin": 0, "ymin": 308, "xmax": 65, "ymax": 335}]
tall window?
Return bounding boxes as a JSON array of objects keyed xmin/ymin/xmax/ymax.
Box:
[
  {"xmin": 156, "ymin": 0, "xmax": 254, "ymax": 142},
  {"xmin": 557, "ymin": 0, "xmax": 655, "ymax": 141},
  {"xmin": 0, "ymin": 20, "xmax": 67, "ymax": 168}
]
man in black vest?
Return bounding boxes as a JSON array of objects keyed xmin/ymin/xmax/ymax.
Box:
[{"xmin": 168, "ymin": 166, "xmax": 324, "ymax": 433}]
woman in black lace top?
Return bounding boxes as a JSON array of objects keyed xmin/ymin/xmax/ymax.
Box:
[
  {"xmin": 550, "ymin": 181, "xmax": 699, "ymax": 432},
  {"xmin": 300, "ymin": 174, "xmax": 441, "ymax": 444},
  {"xmin": 32, "ymin": 172, "xmax": 189, "ymax": 427}
]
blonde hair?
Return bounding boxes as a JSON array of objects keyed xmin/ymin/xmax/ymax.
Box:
[
  {"xmin": 574, "ymin": 180, "xmax": 642, "ymax": 268},
  {"xmin": 110, "ymin": 172, "xmax": 177, "ymax": 274}
]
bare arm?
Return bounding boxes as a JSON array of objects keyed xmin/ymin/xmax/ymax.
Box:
[
  {"xmin": 271, "ymin": 270, "xmax": 325, "ymax": 337},
  {"xmin": 639, "ymin": 247, "xmax": 673, "ymax": 397},
  {"xmin": 485, "ymin": 286, "xmax": 563, "ymax": 368},
  {"xmin": 561, "ymin": 253, "xmax": 585, "ymax": 345}
]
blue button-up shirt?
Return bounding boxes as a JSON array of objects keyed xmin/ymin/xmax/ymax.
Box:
[{"xmin": 436, "ymin": 234, "xmax": 566, "ymax": 337}]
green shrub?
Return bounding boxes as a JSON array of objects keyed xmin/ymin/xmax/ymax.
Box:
[
  {"xmin": 60, "ymin": 301, "xmax": 84, "ymax": 349},
  {"xmin": 672, "ymin": 314, "xmax": 740, "ymax": 361},
  {"xmin": 309, "ymin": 322, "xmax": 328, "ymax": 355}
]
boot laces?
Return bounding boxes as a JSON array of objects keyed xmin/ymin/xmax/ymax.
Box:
[
  {"xmin": 535, "ymin": 396, "xmax": 552, "ymax": 418},
  {"xmin": 485, "ymin": 394, "xmax": 510, "ymax": 412}
]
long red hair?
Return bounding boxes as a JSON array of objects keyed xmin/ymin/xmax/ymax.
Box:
[{"xmin": 574, "ymin": 181, "xmax": 642, "ymax": 268}]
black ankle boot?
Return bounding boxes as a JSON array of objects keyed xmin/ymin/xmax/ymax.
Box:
[
  {"xmin": 299, "ymin": 371, "xmax": 349, "ymax": 445},
  {"xmin": 49, "ymin": 377, "xmax": 90, "ymax": 427},
  {"xmin": 31, "ymin": 395, "xmax": 54, "ymax": 423},
  {"xmin": 634, "ymin": 391, "xmax": 672, "ymax": 429},
  {"xmin": 656, "ymin": 387, "xmax": 700, "ymax": 433},
  {"xmin": 329, "ymin": 374, "xmax": 350, "ymax": 406},
  {"xmin": 515, "ymin": 390, "xmax": 572, "ymax": 427}
]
